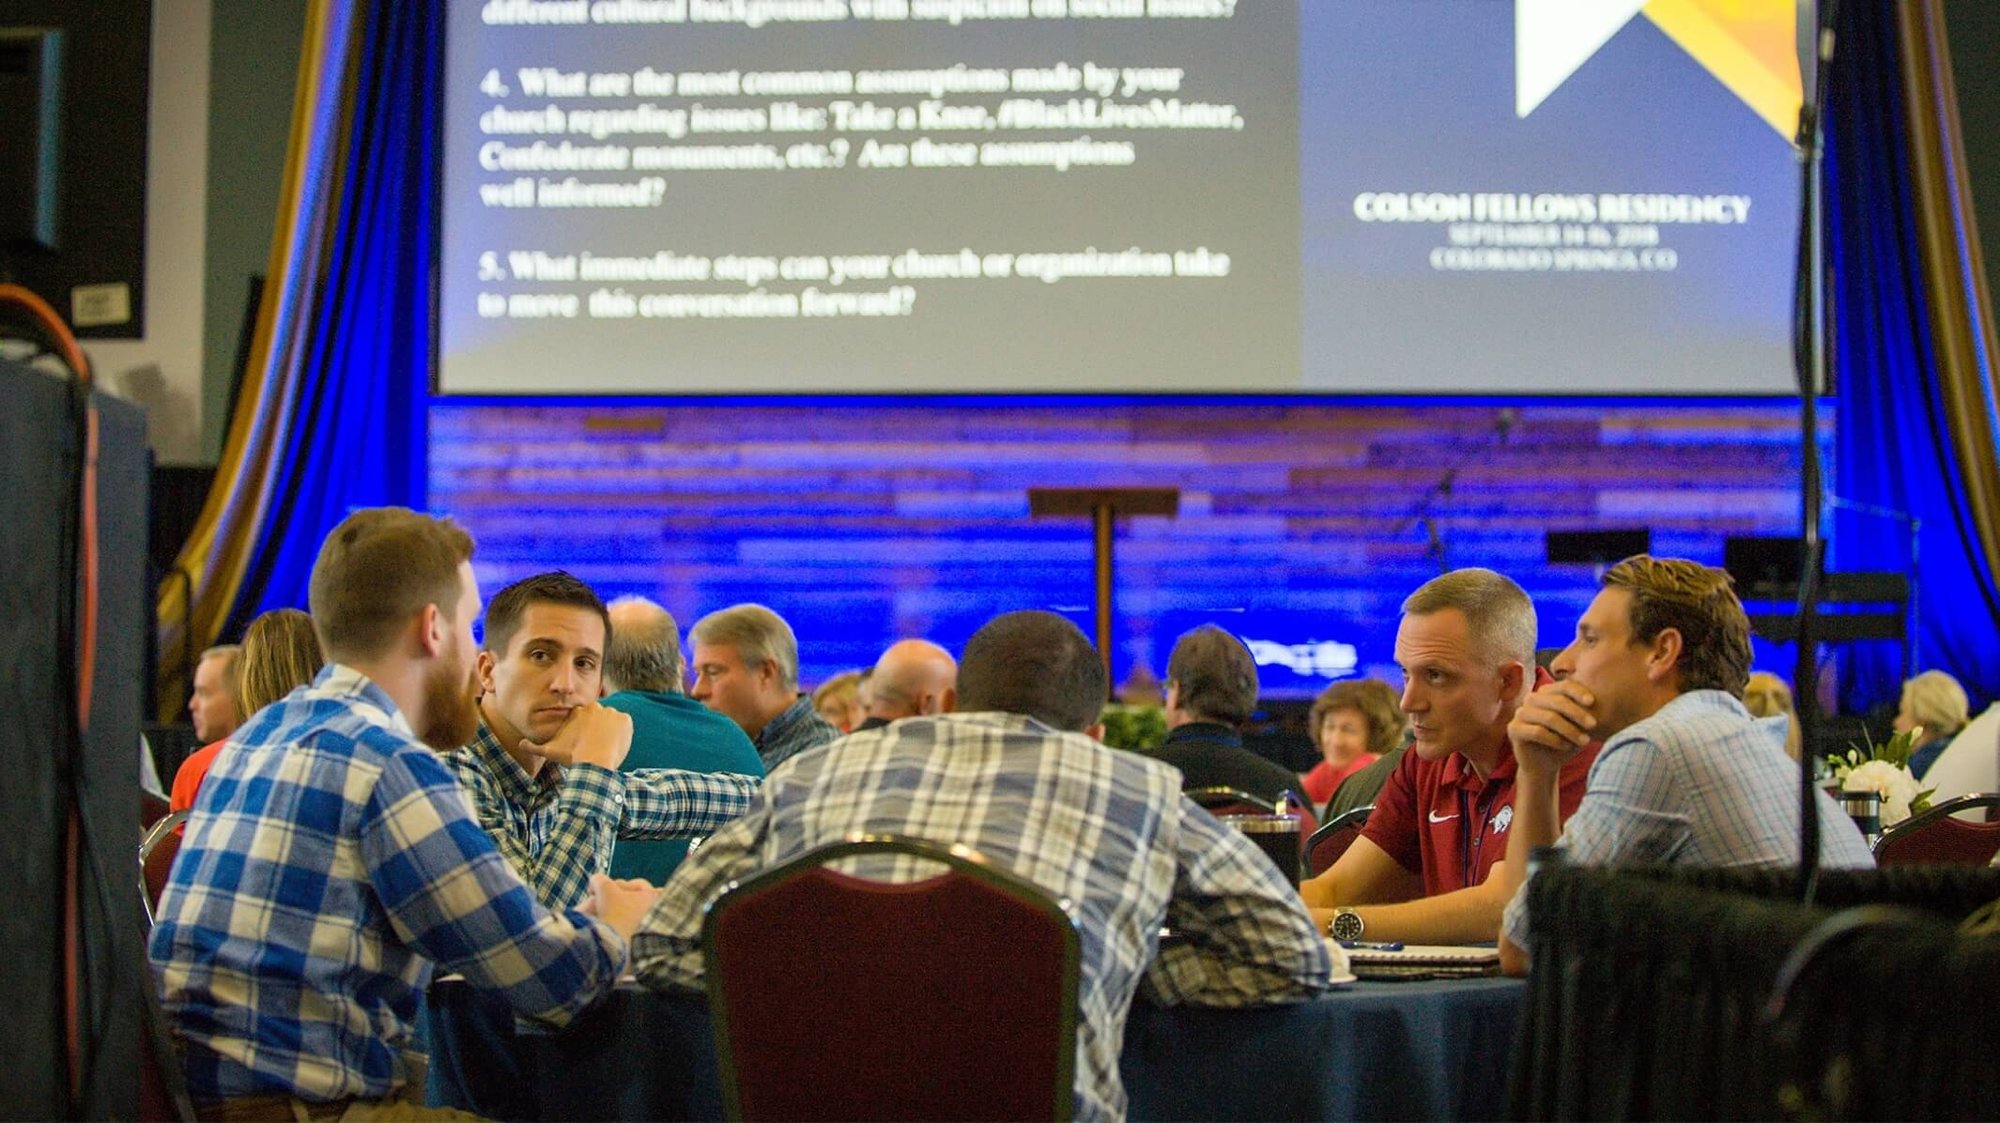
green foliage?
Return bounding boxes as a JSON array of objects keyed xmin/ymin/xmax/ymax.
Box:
[
  {"xmin": 1875, "ymin": 726, "xmax": 1917, "ymax": 770},
  {"xmin": 1100, "ymin": 704, "xmax": 1167, "ymax": 751},
  {"xmin": 1827, "ymin": 725, "xmax": 1916, "ymax": 774},
  {"xmin": 1826, "ymin": 726, "xmax": 1936, "ymax": 818}
]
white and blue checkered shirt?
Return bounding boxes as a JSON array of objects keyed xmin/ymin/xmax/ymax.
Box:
[
  {"xmin": 443, "ymin": 721, "xmax": 760, "ymax": 909},
  {"xmin": 148, "ymin": 665, "xmax": 630, "ymax": 1103},
  {"xmin": 1503, "ymin": 689, "xmax": 1876, "ymax": 949},
  {"xmin": 630, "ymin": 711, "xmax": 1335, "ymax": 1122}
]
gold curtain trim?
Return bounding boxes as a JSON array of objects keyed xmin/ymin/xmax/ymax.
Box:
[
  {"xmin": 1897, "ymin": 0, "xmax": 2000, "ymax": 601},
  {"xmin": 152, "ymin": 0, "xmax": 356, "ymax": 719}
]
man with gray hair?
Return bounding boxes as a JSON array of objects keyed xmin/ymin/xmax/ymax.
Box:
[
  {"xmin": 688, "ymin": 603, "xmax": 836, "ymax": 769},
  {"xmin": 1143, "ymin": 625, "xmax": 1301, "ymax": 804},
  {"xmin": 1299, "ymin": 568, "xmax": 1598, "ymax": 945},
  {"xmin": 854, "ymin": 639, "xmax": 958, "ymax": 731},
  {"xmin": 603, "ymin": 597, "xmax": 766, "ymax": 884}
]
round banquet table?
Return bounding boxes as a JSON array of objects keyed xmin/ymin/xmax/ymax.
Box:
[{"xmin": 426, "ymin": 974, "xmax": 1525, "ymax": 1121}]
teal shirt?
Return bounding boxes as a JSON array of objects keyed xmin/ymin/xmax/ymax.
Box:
[{"xmin": 603, "ymin": 689, "xmax": 765, "ymax": 884}]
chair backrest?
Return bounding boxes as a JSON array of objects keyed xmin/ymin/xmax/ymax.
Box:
[
  {"xmin": 142, "ymin": 790, "xmax": 171, "ymax": 830},
  {"xmin": 703, "ymin": 835, "xmax": 1082, "ymax": 1122},
  {"xmin": 1304, "ymin": 805, "xmax": 1373, "ymax": 878},
  {"xmin": 1186, "ymin": 786, "xmax": 1277, "ymax": 819},
  {"xmin": 139, "ymin": 809, "xmax": 189, "ymax": 926},
  {"xmin": 1874, "ymin": 794, "xmax": 2000, "ymax": 865}
]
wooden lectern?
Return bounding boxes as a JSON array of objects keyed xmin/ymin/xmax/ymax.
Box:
[{"xmin": 1027, "ymin": 487, "xmax": 1180, "ymax": 686}]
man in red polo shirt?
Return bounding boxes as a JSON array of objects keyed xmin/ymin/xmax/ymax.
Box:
[{"xmin": 1300, "ymin": 568, "xmax": 1597, "ymax": 944}]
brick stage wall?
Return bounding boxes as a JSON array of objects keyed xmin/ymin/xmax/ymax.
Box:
[{"xmin": 429, "ymin": 399, "xmax": 1818, "ymax": 695}]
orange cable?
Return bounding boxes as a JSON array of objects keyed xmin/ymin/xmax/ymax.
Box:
[
  {"xmin": 0, "ymin": 283, "xmax": 92, "ymax": 384},
  {"xmin": 1, "ymin": 281, "xmax": 97, "ymax": 1108}
]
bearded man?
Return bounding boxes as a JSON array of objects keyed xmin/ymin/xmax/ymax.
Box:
[{"xmin": 149, "ymin": 508, "xmax": 661, "ymax": 1119}]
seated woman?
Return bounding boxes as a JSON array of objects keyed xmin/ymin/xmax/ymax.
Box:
[
  {"xmin": 170, "ymin": 608, "xmax": 326, "ymax": 811},
  {"xmin": 811, "ymin": 669, "xmax": 866, "ymax": 732},
  {"xmin": 1896, "ymin": 669, "xmax": 1970, "ymax": 779},
  {"xmin": 1299, "ymin": 679, "xmax": 1404, "ymax": 808},
  {"xmin": 1742, "ymin": 670, "xmax": 1803, "ymax": 761}
]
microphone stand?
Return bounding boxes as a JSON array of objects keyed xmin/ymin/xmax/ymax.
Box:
[
  {"xmin": 1791, "ymin": 0, "xmax": 1839, "ymax": 905},
  {"xmin": 1825, "ymin": 493, "xmax": 1921, "ymax": 680},
  {"xmin": 1407, "ymin": 409, "xmax": 1516, "ymax": 574}
]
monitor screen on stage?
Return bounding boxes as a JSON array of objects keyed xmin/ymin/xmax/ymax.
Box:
[{"xmin": 437, "ymin": 0, "xmax": 1804, "ymax": 396}]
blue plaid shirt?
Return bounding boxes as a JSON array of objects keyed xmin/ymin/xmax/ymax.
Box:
[
  {"xmin": 631, "ymin": 712, "xmax": 1335, "ymax": 1122},
  {"xmin": 148, "ymin": 665, "xmax": 629, "ymax": 1103},
  {"xmin": 1503, "ymin": 690, "xmax": 1876, "ymax": 950},
  {"xmin": 443, "ymin": 720, "xmax": 761, "ymax": 909}
]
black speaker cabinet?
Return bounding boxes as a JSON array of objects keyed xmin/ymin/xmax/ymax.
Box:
[{"xmin": 0, "ymin": 357, "xmax": 148, "ymax": 1119}]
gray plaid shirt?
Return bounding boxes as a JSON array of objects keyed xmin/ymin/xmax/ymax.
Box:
[{"xmin": 631, "ymin": 711, "xmax": 1334, "ymax": 1121}]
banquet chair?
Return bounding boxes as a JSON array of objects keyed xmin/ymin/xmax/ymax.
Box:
[
  {"xmin": 139, "ymin": 809, "xmax": 188, "ymax": 926},
  {"xmin": 1280, "ymin": 788, "xmax": 1319, "ymax": 841},
  {"xmin": 142, "ymin": 790, "xmax": 171, "ymax": 831},
  {"xmin": 703, "ymin": 835, "xmax": 1081, "ymax": 1122},
  {"xmin": 1190, "ymin": 787, "xmax": 1315, "ymax": 872},
  {"xmin": 1872, "ymin": 793, "xmax": 2000, "ymax": 865},
  {"xmin": 1305, "ymin": 805, "xmax": 1374, "ymax": 878},
  {"xmin": 1186, "ymin": 786, "xmax": 1277, "ymax": 819}
]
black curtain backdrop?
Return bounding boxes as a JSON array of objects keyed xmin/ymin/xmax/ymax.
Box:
[{"xmin": 1510, "ymin": 863, "xmax": 2000, "ymax": 1120}]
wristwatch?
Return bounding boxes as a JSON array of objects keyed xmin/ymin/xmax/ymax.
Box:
[{"xmin": 1329, "ymin": 908, "xmax": 1365, "ymax": 941}]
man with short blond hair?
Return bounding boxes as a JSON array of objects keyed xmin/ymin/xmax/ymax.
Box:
[
  {"xmin": 150, "ymin": 508, "xmax": 660, "ymax": 1117},
  {"xmin": 1498, "ymin": 555, "xmax": 1873, "ymax": 974},
  {"xmin": 188, "ymin": 645, "xmax": 243, "ymax": 742},
  {"xmin": 1300, "ymin": 568, "xmax": 1598, "ymax": 946},
  {"xmin": 689, "ymin": 603, "xmax": 836, "ymax": 769}
]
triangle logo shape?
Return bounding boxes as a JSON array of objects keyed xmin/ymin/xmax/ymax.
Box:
[{"xmin": 1516, "ymin": 0, "xmax": 1651, "ymax": 118}]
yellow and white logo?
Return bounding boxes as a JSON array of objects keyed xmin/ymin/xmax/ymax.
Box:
[{"xmin": 1516, "ymin": 0, "xmax": 1804, "ymax": 138}]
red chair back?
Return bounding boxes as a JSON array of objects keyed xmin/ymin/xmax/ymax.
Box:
[
  {"xmin": 1279, "ymin": 789, "xmax": 1319, "ymax": 844},
  {"xmin": 703, "ymin": 836, "xmax": 1081, "ymax": 1122},
  {"xmin": 1304, "ymin": 805, "xmax": 1374, "ymax": 878},
  {"xmin": 1874, "ymin": 794, "xmax": 2000, "ymax": 865},
  {"xmin": 139, "ymin": 809, "xmax": 188, "ymax": 926},
  {"xmin": 1190, "ymin": 788, "xmax": 1318, "ymax": 876},
  {"xmin": 142, "ymin": 790, "xmax": 171, "ymax": 830}
]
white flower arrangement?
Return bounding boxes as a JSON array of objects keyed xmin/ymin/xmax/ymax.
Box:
[{"xmin": 1826, "ymin": 727, "xmax": 1935, "ymax": 827}]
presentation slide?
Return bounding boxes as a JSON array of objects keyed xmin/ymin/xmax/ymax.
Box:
[{"xmin": 438, "ymin": 0, "xmax": 1803, "ymax": 395}]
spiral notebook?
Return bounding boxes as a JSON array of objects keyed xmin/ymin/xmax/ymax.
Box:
[{"xmin": 1333, "ymin": 942, "xmax": 1502, "ymax": 980}]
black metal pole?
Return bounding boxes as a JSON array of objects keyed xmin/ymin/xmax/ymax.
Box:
[{"xmin": 1791, "ymin": 0, "xmax": 1840, "ymax": 905}]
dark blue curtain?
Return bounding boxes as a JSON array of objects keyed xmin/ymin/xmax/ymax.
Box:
[
  {"xmin": 226, "ymin": 0, "xmax": 437, "ymax": 632},
  {"xmin": 1826, "ymin": 1, "xmax": 2000, "ymax": 711}
]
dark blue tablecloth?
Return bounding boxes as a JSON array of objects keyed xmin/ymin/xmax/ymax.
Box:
[{"xmin": 428, "ymin": 975, "xmax": 1524, "ymax": 1122}]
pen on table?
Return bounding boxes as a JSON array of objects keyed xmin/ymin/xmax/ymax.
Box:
[{"xmin": 1338, "ymin": 940, "xmax": 1404, "ymax": 951}]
